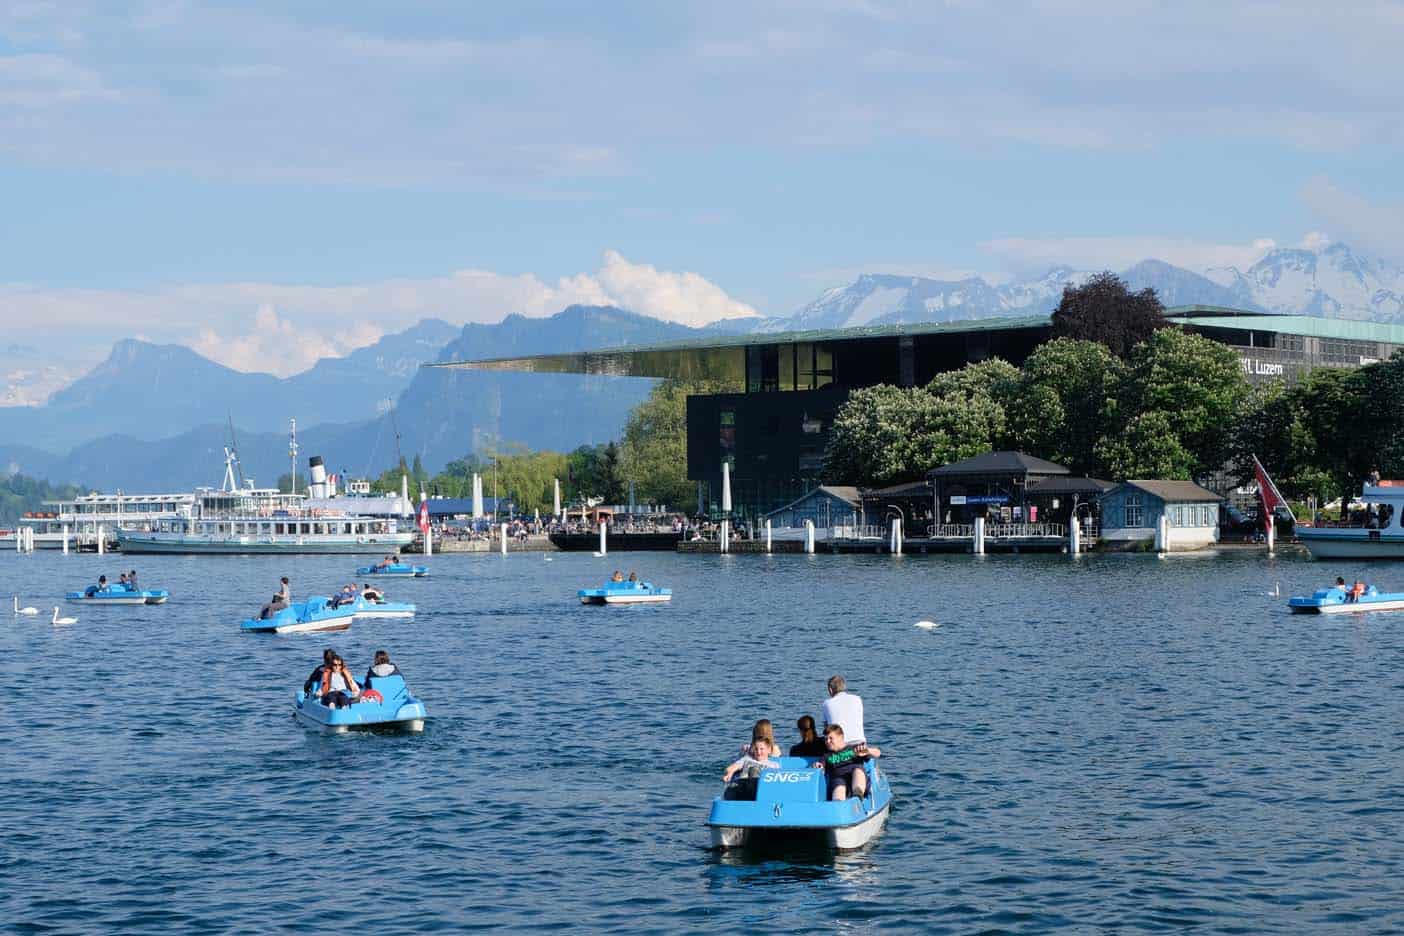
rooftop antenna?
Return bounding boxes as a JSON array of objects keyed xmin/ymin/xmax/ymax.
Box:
[{"xmin": 288, "ymin": 418, "xmax": 299, "ymax": 495}]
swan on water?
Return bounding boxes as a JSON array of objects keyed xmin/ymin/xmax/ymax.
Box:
[
  {"xmin": 51, "ymin": 607, "xmax": 77, "ymax": 625},
  {"xmin": 1268, "ymin": 582, "xmax": 1281, "ymax": 597},
  {"xmin": 914, "ymin": 620, "xmax": 939, "ymax": 630},
  {"xmin": 13, "ymin": 596, "xmax": 39, "ymax": 615}
]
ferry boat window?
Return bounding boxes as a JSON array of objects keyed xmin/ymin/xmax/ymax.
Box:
[
  {"xmin": 343, "ymin": 523, "xmax": 353, "ymax": 534},
  {"xmin": 1124, "ymin": 494, "xmax": 1143, "ymax": 528},
  {"xmin": 275, "ymin": 523, "xmax": 285, "ymax": 535}
]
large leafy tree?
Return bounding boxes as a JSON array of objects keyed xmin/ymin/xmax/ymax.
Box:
[
  {"xmin": 825, "ymin": 363, "xmax": 1010, "ymax": 485},
  {"xmin": 619, "ymin": 379, "xmax": 731, "ymax": 508},
  {"xmin": 1006, "ymin": 338, "xmax": 1124, "ymax": 474},
  {"xmin": 1124, "ymin": 329, "xmax": 1248, "ymax": 477},
  {"xmin": 0, "ymin": 473, "xmax": 84, "ymax": 525},
  {"xmin": 1351, "ymin": 351, "xmax": 1404, "ymax": 483},
  {"xmin": 1094, "ymin": 412, "xmax": 1194, "ymax": 480},
  {"xmin": 1051, "ymin": 271, "xmax": 1166, "ymax": 359}
]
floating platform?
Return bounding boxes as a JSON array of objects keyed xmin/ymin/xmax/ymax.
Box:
[{"xmin": 551, "ymin": 532, "xmax": 683, "ymax": 552}]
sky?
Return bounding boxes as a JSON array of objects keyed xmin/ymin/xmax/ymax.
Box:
[{"xmin": 4, "ymin": 0, "xmax": 1404, "ymax": 388}]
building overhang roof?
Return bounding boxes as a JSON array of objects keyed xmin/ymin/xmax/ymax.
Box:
[
  {"xmin": 426, "ymin": 314, "xmax": 1052, "ymax": 380},
  {"xmin": 425, "ymin": 305, "xmax": 1404, "ymax": 381}
]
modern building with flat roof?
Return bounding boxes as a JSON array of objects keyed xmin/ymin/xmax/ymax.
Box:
[{"xmin": 432, "ymin": 307, "xmax": 1404, "ymax": 517}]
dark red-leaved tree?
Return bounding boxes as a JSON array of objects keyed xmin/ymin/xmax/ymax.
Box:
[{"xmin": 1051, "ymin": 272, "xmax": 1166, "ymax": 359}]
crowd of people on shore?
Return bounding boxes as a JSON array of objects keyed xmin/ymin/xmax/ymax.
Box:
[{"xmin": 722, "ymin": 675, "xmax": 883, "ymax": 803}]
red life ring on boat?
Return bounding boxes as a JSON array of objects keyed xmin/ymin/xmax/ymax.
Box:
[{"xmin": 359, "ymin": 689, "xmax": 384, "ymax": 704}]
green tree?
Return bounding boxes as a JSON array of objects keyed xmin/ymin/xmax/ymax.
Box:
[
  {"xmin": 1051, "ymin": 271, "xmax": 1166, "ymax": 359},
  {"xmin": 824, "ymin": 371, "xmax": 1007, "ymax": 486},
  {"xmin": 565, "ymin": 443, "xmax": 625, "ymax": 503},
  {"xmin": 1006, "ymin": 338, "xmax": 1125, "ymax": 474},
  {"xmin": 493, "ymin": 447, "xmax": 568, "ymax": 513},
  {"xmin": 1124, "ymin": 329, "xmax": 1249, "ymax": 476},
  {"xmin": 1351, "ymin": 351, "xmax": 1404, "ymax": 483},
  {"xmin": 0, "ymin": 473, "xmax": 85, "ymax": 525},
  {"xmin": 1094, "ymin": 412, "xmax": 1194, "ymax": 480},
  {"xmin": 618, "ymin": 379, "xmax": 717, "ymax": 508}
]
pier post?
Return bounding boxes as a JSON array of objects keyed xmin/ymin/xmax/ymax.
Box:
[
  {"xmin": 1155, "ymin": 515, "xmax": 1168, "ymax": 553},
  {"xmin": 892, "ymin": 518, "xmax": 902, "ymax": 555},
  {"xmin": 599, "ymin": 520, "xmax": 607, "ymax": 555},
  {"xmin": 62, "ymin": 525, "xmax": 69, "ymax": 555},
  {"xmin": 1267, "ymin": 521, "xmax": 1276, "ymax": 554},
  {"xmin": 720, "ymin": 519, "xmax": 729, "ymax": 554},
  {"xmin": 97, "ymin": 525, "xmax": 105, "ymax": 555},
  {"xmin": 425, "ymin": 523, "xmax": 433, "ymax": 556},
  {"xmin": 973, "ymin": 516, "xmax": 985, "ymax": 555},
  {"xmin": 501, "ymin": 523, "xmax": 508, "ymax": 555},
  {"xmin": 1068, "ymin": 517, "xmax": 1080, "ymax": 555},
  {"xmin": 804, "ymin": 519, "xmax": 815, "ymax": 554},
  {"xmin": 765, "ymin": 519, "xmax": 772, "ymax": 554}
]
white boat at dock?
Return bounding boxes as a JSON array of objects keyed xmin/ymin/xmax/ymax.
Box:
[{"xmin": 1296, "ymin": 482, "xmax": 1404, "ymax": 560}]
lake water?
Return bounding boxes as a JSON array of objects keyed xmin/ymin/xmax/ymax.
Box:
[{"xmin": 3, "ymin": 548, "xmax": 1404, "ymax": 933}]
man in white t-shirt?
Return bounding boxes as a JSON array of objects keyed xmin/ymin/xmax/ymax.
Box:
[{"xmin": 822, "ymin": 674, "xmax": 865, "ymax": 745}]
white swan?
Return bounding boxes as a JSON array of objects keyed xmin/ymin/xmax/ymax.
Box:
[
  {"xmin": 51, "ymin": 607, "xmax": 77, "ymax": 625},
  {"xmin": 914, "ymin": 620, "xmax": 939, "ymax": 630},
  {"xmin": 13, "ymin": 595, "xmax": 39, "ymax": 615}
]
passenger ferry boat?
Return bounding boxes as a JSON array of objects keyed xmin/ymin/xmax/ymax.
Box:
[
  {"xmin": 1296, "ymin": 482, "xmax": 1404, "ymax": 560},
  {"xmin": 8, "ymin": 492, "xmax": 195, "ymax": 551},
  {"xmin": 116, "ymin": 447, "xmax": 414, "ymax": 555}
]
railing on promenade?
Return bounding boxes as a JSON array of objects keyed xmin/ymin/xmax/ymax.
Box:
[{"xmin": 986, "ymin": 522, "xmax": 1067, "ymax": 539}]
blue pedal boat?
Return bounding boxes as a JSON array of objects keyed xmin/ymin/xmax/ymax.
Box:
[
  {"xmin": 241, "ymin": 596, "xmax": 356, "ymax": 634},
  {"xmin": 295, "ymin": 673, "xmax": 426, "ymax": 733},
  {"xmin": 355, "ymin": 563, "xmax": 429, "ymax": 578},
  {"xmin": 351, "ymin": 595, "xmax": 416, "ymax": 620},
  {"xmin": 66, "ymin": 585, "xmax": 170, "ymax": 605},
  {"xmin": 578, "ymin": 581, "xmax": 672, "ymax": 605},
  {"xmin": 1288, "ymin": 585, "xmax": 1404, "ymax": 614},
  {"xmin": 706, "ymin": 756, "xmax": 892, "ymax": 850}
]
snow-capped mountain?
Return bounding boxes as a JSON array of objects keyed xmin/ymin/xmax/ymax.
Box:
[
  {"xmin": 1208, "ymin": 242, "xmax": 1404, "ymax": 322},
  {"xmin": 755, "ymin": 259, "xmax": 1251, "ymax": 332},
  {"xmin": 753, "ymin": 241, "xmax": 1404, "ymax": 333}
]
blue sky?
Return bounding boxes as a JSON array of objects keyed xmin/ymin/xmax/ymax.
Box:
[{"xmin": 4, "ymin": 0, "xmax": 1403, "ymax": 384}]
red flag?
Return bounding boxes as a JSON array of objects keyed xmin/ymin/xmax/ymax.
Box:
[
  {"xmin": 417, "ymin": 500, "xmax": 430, "ymax": 533},
  {"xmin": 1253, "ymin": 455, "xmax": 1292, "ymax": 531}
]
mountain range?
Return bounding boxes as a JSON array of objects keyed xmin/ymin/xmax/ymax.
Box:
[
  {"xmin": 753, "ymin": 242, "xmax": 1404, "ymax": 332},
  {"xmin": 4, "ymin": 239, "xmax": 1401, "ymax": 491},
  {"xmin": 0, "ymin": 307, "xmax": 701, "ymax": 490}
]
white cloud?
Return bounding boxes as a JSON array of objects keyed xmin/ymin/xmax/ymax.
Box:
[
  {"xmin": 594, "ymin": 250, "xmax": 758, "ymax": 325},
  {"xmin": 1, "ymin": 251, "xmax": 757, "ymax": 377},
  {"xmin": 979, "ymin": 235, "xmax": 1278, "ymax": 274},
  {"xmin": 190, "ymin": 305, "xmax": 384, "ymax": 374}
]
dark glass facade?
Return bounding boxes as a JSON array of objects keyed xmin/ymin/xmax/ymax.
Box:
[{"xmin": 688, "ymin": 325, "xmax": 1050, "ymax": 516}]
